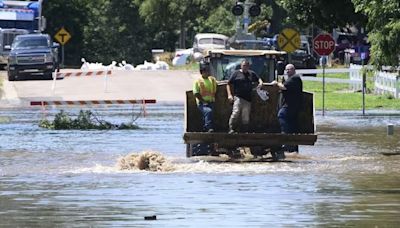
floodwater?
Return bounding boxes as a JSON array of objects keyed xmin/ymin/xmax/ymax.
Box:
[{"xmin": 0, "ymin": 105, "xmax": 399, "ymax": 227}]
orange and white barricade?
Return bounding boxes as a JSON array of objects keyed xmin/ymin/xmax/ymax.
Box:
[
  {"xmin": 31, "ymin": 99, "xmax": 156, "ymax": 117},
  {"xmin": 51, "ymin": 69, "xmax": 113, "ymax": 93}
]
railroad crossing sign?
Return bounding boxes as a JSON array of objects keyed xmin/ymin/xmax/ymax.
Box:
[
  {"xmin": 313, "ymin": 33, "xmax": 335, "ymax": 56},
  {"xmin": 277, "ymin": 28, "xmax": 301, "ymax": 53},
  {"xmin": 54, "ymin": 27, "xmax": 71, "ymax": 45}
]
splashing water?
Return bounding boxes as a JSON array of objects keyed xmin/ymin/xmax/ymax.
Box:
[{"xmin": 118, "ymin": 151, "xmax": 175, "ymax": 172}]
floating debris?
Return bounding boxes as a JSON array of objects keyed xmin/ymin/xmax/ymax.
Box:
[
  {"xmin": 144, "ymin": 215, "xmax": 157, "ymax": 220},
  {"xmin": 381, "ymin": 152, "xmax": 400, "ymax": 156},
  {"xmin": 39, "ymin": 110, "xmax": 139, "ymax": 130},
  {"xmin": 118, "ymin": 151, "xmax": 174, "ymax": 172}
]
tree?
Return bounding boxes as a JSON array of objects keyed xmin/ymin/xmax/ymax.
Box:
[
  {"xmin": 279, "ymin": 0, "xmax": 366, "ymax": 32},
  {"xmin": 137, "ymin": 0, "xmax": 240, "ymax": 50},
  {"xmin": 43, "ymin": 0, "xmax": 90, "ymax": 66},
  {"xmin": 352, "ymin": 0, "xmax": 400, "ymax": 67},
  {"xmin": 83, "ymin": 0, "xmax": 152, "ymax": 65},
  {"xmin": 137, "ymin": 0, "xmax": 209, "ymax": 49}
]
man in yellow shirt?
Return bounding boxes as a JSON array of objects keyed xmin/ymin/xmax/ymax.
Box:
[{"xmin": 193, "ymin": 61, "xmax": 217, "ymax": 132}]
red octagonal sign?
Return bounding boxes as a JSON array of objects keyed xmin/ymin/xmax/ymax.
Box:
[{"xmin": 313, "ymin": 33, "xmax": 336, "ymax": 56}]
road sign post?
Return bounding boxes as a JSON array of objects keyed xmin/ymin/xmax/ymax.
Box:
[
  {"xmin": 54, "ymin": 27, "xmax": 72, "ymax": 68},
  {"xmin": 313, "ymin": 33, "xmax": 336, "ymax": 116}
]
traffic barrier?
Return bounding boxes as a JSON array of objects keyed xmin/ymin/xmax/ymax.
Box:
[
  {"xmin": 31, "ymin": 99, "xmax": 156, "ymax": 117},
  {"xmin": 51, "ymin": 69, "xmax": 112, "ymax": 93},
  {"xmin": 30, "ymin": 99, "xmax": 156, "ymax": 106},
  {"xmin": 55, "ymin": 70, "xmax": 112, "ymax": 79}
]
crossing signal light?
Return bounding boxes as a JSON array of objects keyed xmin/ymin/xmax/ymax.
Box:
[
  {"xmin": 232, "ymin": 5, "xmax": 244, "ymax": 16},
  {"xmin": 249, "ymin": 5, "xmax": 261, "ymax": 17}
]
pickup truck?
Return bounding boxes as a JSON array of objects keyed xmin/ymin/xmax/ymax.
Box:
[{"xmin": 7, "ymin": 34, "xmax": 59, "ymax": 81}]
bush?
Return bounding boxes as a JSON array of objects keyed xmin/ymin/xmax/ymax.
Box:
[{"xmin": 39, "ymin": 110, "xmax": 139, "ymax": 130}]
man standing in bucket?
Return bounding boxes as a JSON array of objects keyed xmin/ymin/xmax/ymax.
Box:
[
  {"xmin": 226, "ymin": 59, "xmax": 263, "ymax": 133},
  {"xmin": 193, "ymin": 61, "xmax": 217, "ymax": 132},
  {"xmin": 272, "ymin": 64, "xmax": 303, "ymax": 156}
]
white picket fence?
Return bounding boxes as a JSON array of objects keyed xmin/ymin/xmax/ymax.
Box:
[
  {"xmin": 348, "ymin": 64, "xmax": 363, "ymax": 91},
  {"xmin": 296, "ymin": 64, "xmax": 363, "ymax": 91},
  {"xmin": 374, "ymin": 71, "xmax": 400, "ymax": 98},
  {"xmin": 297, "ymin": 64, "xmax": 400, "ymax": 98}
]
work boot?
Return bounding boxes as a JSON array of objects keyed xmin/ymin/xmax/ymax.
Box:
[
  {"xmin": 272, "ymin": 149, "xmax": 286, "ymax": 161},
  {"xmin": 276, "ymin": 151, "xmax": 286, "ymax": 160},
  {"xmin": 228, "ymin": 123, "xmax": 236, "ymax": 133}
]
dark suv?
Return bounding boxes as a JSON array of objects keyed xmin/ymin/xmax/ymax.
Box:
[
  {"xmin": 7, "ymin": 34, "xmax": 59, "ymax": 81},
  {"xmin": 290, "ymin": 37, "xmax": 316, "ymax": 69}
]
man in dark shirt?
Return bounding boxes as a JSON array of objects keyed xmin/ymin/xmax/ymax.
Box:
[
  {"xmin": 273, "ymin": 64, "xmax": 303, "ymax": 155},
  {"xmin": 226, "ymin": 59, "xmax": 262, "ymax": 133}
]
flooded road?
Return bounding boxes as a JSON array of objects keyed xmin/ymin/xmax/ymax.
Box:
[{"xmin": 0, "ymin": 105, "xmax": 399, "ymax": 227}]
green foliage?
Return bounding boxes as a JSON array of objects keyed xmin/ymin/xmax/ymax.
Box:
[
  {"xmin": 279, "ymin": 0, "xmax": 366, "ymax": 31},
  {"xmin": 352, "ymin": 0, "xmax": 400, "ymax": 67},
  {"xmin": 200, "ymin": 5, "xmax": 237, "ymax": 37},
  {"xmin": 82, "ymin": 0, "xmax": 152, "ymax": 65},
  {"xmin": 43, "ymin": 0, "xmax": 90, "ymax": 66},
  {"xmin": 43, "ymin": 0, "xmax": 153, "ymax": 66},
  {"xmin": 39, "ymin": 110, "xmax": 139, "ymax": 130}
]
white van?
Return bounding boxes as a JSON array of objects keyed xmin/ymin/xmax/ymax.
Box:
[{"xmin": 192, "ymin": 33, "xmax": 229, "ymax": 54}]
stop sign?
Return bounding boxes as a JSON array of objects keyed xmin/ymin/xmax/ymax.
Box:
[{"xmin": 313, "ymin": 34, "xmax": 335, "ymax": 56}]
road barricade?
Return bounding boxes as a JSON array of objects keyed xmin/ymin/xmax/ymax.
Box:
[
  {"xmin": 31, "ymin": 99, "xmax": 157, "ymax": 117},
  {"xmin": 30, "ymin": 99, "xmax": 156, "ymax": 106},
  {"xmin": 55, "ymin": 70, "xmax": 112, "ymax": 79},
  {"xmin": 52, "ymin": 69, "xmax": 113, "ymax": 92}
]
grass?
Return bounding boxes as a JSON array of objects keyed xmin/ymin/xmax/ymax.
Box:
[
  {"xmin": 303, "ymin": 80, "xmax": 400, "ymax": 110},
  {"xmin": 315, "ymin": 72, "xmax": 348, "ymax": 79},
  {"xmin": 170, "ymin": 62, "xmax": 198, "ymax": 71}
]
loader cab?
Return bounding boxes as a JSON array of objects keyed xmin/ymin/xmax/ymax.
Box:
[{"xmin": 205, "ymin": 49, "xmax": 286, "ymax": 82}]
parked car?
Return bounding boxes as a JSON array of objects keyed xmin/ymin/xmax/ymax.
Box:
[
  {"xmin": 333, "ymin": 32, "xmax": 358, "ymax": 64},
  {"xmin": 291, "ymin": 36, "xmax": 316, "ymax": 69},
  {"xmin": 172, "ymin": 48, "xmax": 193, "ymax": 66},
  {"xmin": 7, "ymin": 33, "xmax": 59, "ymax": 81},
  {"xmin": 344, "ymin": 41, "xmax": 370, "ymax": 65},
  {"xmin": 192, "ymin": 33, "xmax": 229, "ymax": 54},
  {"xmin": 229, "ymin": 38, "xmax": 276, "ymax": 50}
]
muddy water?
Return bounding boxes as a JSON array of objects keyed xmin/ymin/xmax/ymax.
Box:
[{"xmin": 0, "ymin": 106, "xmax": 399, "ymax": 227}]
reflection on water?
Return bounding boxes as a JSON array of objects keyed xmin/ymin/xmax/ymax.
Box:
[{"xmin": 0, "ymin": 106, "xmax": 399, "ymax": 226}]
